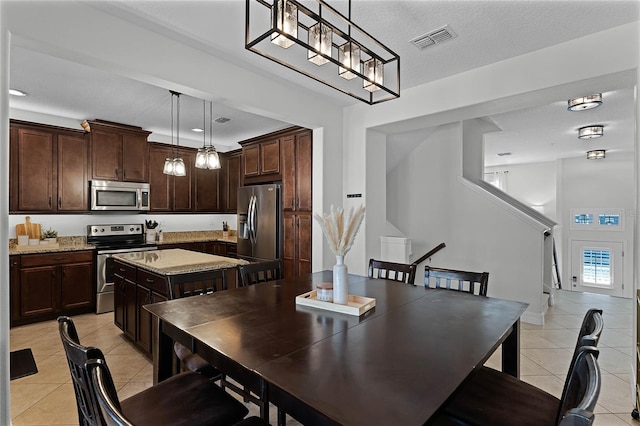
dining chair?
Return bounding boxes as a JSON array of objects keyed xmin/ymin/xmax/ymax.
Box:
[
  {"xmin": 86, "ymin": 358, "xmax": 268, "ymax": 426},
  {"xmin": 238, "ymin": 259, "xmax": 283, "ymax": 287},
  {"xmin": 58, "ymin": 316, "xmax": 249, "ymax": 426},
  {"xmin": 368, "ymin": 259, "xmax": 417, "ymax": 284},
  {"xmin": 170, "ymin": 269, "xmax": 227, "ymax": 298},
  {"xmin": 424, "ymin": 266, "xmax": 489, "ymax": 296},
  {"xmin": 438, "ymin": 309, "xmax": 604, "ymax": 426}
]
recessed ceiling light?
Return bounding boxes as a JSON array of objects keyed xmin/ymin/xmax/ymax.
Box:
[
  {"xmin": 9, "ymin": 89, "xmax": 27, "ymax": 97},
  {"xmin": 568, "ymin": 94, "xmax": 602, "ymax": 111},
  {"xmin": 191, "ymin": 128, "xmax": 204, "ymax": 133},
  {"xmin": 214, "ymin": 117, "xmax": 231, "ymax": 124},
  {"xmin": 578, "ymin": 125, "xmax": 604, "ymax": 139},
  {"xmin": 586, "ymin": 150, "xmax": 606, "ymax": 160}
]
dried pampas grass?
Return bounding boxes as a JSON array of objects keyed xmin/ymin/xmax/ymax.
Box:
[{"xmin": 314, "ymin": 205, "xmax": 365, "ymax": 256}]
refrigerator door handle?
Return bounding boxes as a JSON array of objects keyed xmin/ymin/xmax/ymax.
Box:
[{"xmin": 249, "ymin": 195, "xmax": 257, "ymax": 245}]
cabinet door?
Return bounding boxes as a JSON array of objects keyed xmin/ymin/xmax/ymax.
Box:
[
  {"xmin": 295, "ymin": 132, "xmax": 313, "ymax": 212},
  {"xmin": 122, "ymin": 133, "xmax": 148, "ymax": 182},
  {"xmin": 243, "ymin": 145, "xmax": 260, "ymax": 177},
  {"xmin": 173, "ymin": 148, "xmax": 194, "ymax": 211},
  {"xmin": 60, "ymin": 262, "xmax": 94, "ymax": 311},
  {"xmin": 148, "ymin": 144, "xmax": 172, "ymax": 211},
  {"xmin": 260, "ymin": 139, "xmax": 280, "ymax": 175},
  {"xmin": 10, "ymin": 256, "xmax": 21, "ymax": 323},
  {"xmin": 113, "ymin": 274, "xmax": 126, "ymax": 331},
  {"xmin": 283, "ymin": 213, "xmax": 295, "ymax": 279},
  {"xmin": 124, "ymin": 279, "xmax": 137, "ymax": 341},
  {"xmin": 136, "ymin": 285, "xmax": 152, "ymax": 353},
  {"xmin": 58, "ymin": 134, "xmax": 89, "ymax": 211},
  {"xmin": 225, "ymin": 152, "xmax": 241, "ymax": 212},
  {"xmin": 282, "ymin": 136, "xmax": 296, "ymax": 211},
  {"xmin": 17, "ymin": 128, "xmax": 55, "ymax": 211},
  {"xmin": 91, "ymin": 130, "xmax": 121, "ymax": 181},
  {"xmin": 195, "ymin": 167, "xmax": 220, "ymax": 212},
  {"xmin": 9, "ymin": 127, "xmax": 18, "ymax": 212},
  {"xmin": 19, "ymin": 266, "xmax": 57, "ymax": 318},
  {"xmin": 296, "ymin": 214, "xmax": 312, "ymax": 276}
]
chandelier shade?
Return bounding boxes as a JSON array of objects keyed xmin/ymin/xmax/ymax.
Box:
[
  {"xmin": 586, "ymin": 149, "xmax": 606, "ymax": 160},
  {"xmin": 578, "ymin": 125, "xmax": 604, "ymax": 139},
  {"xmin": 568, "ymin": 94, "xmax": 602, "ymax": 111},
  {"xmin": 246, "ymin": 0, "xmax": 400, "ymax": 105}
]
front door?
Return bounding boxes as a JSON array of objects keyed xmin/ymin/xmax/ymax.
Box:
[{"xmin": 570, "ymin": 240, "xmax": 624, "ymax": 297}]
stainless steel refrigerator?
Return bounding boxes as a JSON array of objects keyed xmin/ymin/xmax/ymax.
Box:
[{"xmin": 237, "ymin": 184, "xmax": 282, "ymax": 261}]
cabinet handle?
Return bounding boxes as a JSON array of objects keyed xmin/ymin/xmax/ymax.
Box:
[
  {"xmin": 62, "ymin": 267, "xmax": 66, "ymax": 277},
  {"xmin": 58, "ymin": 197, "xmax": 62, "ymax": 208},
  {"xmin": 291, "ymin": 199, "xmax": 294, "ymax": 208},
  {"xmin": 49, "ymin": 197, "xmax": 52, "ymax": 208},
  {"xmin": 53, "ymin": 257, "xmax": 63, "ymax": 261},
  {"xmin": 123, "ymin": 170, "xmax": 126, "ymax": 179},
  {"xmin": 146, "ymin": 278, "xmax": 154, "ymax": 283},
  {"xmin": 119, "ymin": 268, "xmax": 126, "ymax": 272}
]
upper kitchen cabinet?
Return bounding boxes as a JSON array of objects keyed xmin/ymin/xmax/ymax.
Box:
[
  {"xmin": 86, "ymin": 120, "xmax": 151, "ymax": 182},
  {"xmin": 282, "ymin": 129, "xmax": 312, "ymax": 212},
  {"xmin": 240, "ymin": 134, "xmax": 282, "ymax": 183},
  {"xmin": 10, "ymin": 120, "xmax": 89, "ymax": 213},
  {"xmin": 148, "ymin": 142, "xmax": 195, "ymax": 212},
  {"xmin": 221, "ymin": 149, "xmax": 242, "ymax": 212},
  {"xmin": 195, "ymin": 166, "xmax": 220, "ymax": 212}
]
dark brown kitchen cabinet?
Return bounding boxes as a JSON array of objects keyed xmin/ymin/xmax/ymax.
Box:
[
  {"xmin": 222, "ymin": 150, "xmax": 242, "ymax": 212},
  {"xmin": 9, "ymin": 120, "xmax": 89, "ymax": 213},
  {"xmin": 241, "ymin": 136, "xmax": 281, "ymax": 182},
  {"xmin": 283, "ymin": 212, "xmax": 312, "ymax": 279},
  {"xmin": 137, "ymin": 286, "xmax": 167, "ymax": 355},
  {"xmin": 87, "ymin": 120, "xmax": 150, "ymax": 182},
  {"xmin": 148, "ymin": 143, "xmax": 195, "ymax": 211},
  {"xmin": 57, "ymin": 134, "xmax": 90, "ymax": 211},
  {"xmin": 195, "ymin": 166, "xmax": 220, "ymax": 212},
  {"xmin": 282, "ymin": 130, "xmax": 312, "ymax": 212},
  {"xmin": 11, "ymin": 250, "xmax": 95, "ymax": 327},
  {"xmin": 10, "ymin": 256, "xmax": 20, "ymax": 323}
]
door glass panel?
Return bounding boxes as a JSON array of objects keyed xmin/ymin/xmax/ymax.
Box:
[{"xmin": 581, "ymin": 248, "xmax": 611, "ymax": 287}]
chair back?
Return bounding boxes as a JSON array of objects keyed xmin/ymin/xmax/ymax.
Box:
[
  {"xmin": 576, "ymin": 309, "xmax": 604, "ymax": 350},
  {"xmin": 58, "ymin": 316, "xmax": 106, "ymax": 426},
  {"xmin": 171, "ymin": 269, "xmax": 226, "ymax": 299},
  {"xmin": 238, "ymin": 259, "xmax": 283, "ymax": 287},
  {"xmin": 368, "ymin": 259, "xmax": 417, "ymax": 284},
  {"xmin": 87, "ymin": 359, "xmax": 133, "ymax": 426},
  {"xmin": 424, "ymin": 266, "xmax": 489, "ymax": 296},
  {"xmin": 557, "ymin": 347, "xmax": 601, "ymax": 426}
]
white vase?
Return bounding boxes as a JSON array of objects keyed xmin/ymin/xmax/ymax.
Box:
[{"xmin": 333, "ymin": 255, "xmax": 348, "ymax": 305}]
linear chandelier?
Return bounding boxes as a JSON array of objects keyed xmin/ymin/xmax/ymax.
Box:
[{"xmin": 246, "ymin": 0, "xmax": 400, "ymax": 105}]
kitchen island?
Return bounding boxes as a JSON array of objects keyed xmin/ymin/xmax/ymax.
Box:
[{"xmin": 111, "ymin": 249, "xmax": 248, "ymax": 356}]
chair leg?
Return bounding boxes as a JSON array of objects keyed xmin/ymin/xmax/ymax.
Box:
[{"xmin": 277, "ymin": 409, "xmax": 286, "ymax": 426}]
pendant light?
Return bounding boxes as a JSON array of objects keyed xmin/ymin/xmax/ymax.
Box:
[
  {"xmin": 163, "ymin": 91, "xmax": 186, "ymax": 176},
  {"xmin": 194, "ymin": 100, "xmax": 220, "ymax": 170}
]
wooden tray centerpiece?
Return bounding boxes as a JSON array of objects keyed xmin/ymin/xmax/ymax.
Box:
[{"xmin": 296, "ymin": 289, "xmax": 376, "ymax": 316}]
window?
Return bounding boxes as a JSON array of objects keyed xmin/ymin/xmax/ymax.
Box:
[
  {"xmin": 582, "ymin": 248, "xmax": 612, "ymax": 287},
  {"xmin": 574, "ymin": 214, "xmax": 593, "ymax": 225},
  {"xmin": 598, "ymin": 214, "xmax": 620, "ymax": 226},
  {"xmin": 570, "ymin": 208, "xmax": 624, "ymax": 231}
]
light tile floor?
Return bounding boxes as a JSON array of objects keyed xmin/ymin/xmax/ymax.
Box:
[{"xmin": 9, "ymin": 289, "xmax": 640, "ymax": 425}]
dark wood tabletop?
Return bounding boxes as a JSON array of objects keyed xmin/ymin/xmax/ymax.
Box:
[{"xmin": 144, "ymin": 271, "xmax": 528, "ymax": 425}]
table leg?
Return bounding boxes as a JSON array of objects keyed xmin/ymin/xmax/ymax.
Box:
[
  {"xmin": 502, "ymin": 319, "xmax": 520, "ymax": 378},
  {"xmin": 152, "ymin": 318, "xmax": 173, "ymax": 384}
]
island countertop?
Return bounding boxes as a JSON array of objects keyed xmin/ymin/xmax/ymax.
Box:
[{"xmin": 112, "ymin": 248, "xmax": 248, "ymax": 276}]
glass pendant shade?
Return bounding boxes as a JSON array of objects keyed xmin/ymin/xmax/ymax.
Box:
[
  {"xmin": 308, "ymin": 23, "xmax": 332, "ymax": 65},
  {"xmin": 363, "ymin": 58, "xmax": 383, "ymax": 92},
  {"xmin": 578, "ymin": 125, "xmax": 604, "ymax": 139},
  {"xmin": 172, "ymin": 157, "xmax": 186, "ymax": 176},
  {"xmin": 587, "ymin": 150, "xmax": 606, "ymax": 160},
  {"xmin": 271, "ymin": 0, "xmax": 297, "ymax": 49},
  {"xmin": 338, "ymin": 42, "xmax": 360, "ymax": 80},
  {"xmin": 163, "ymin": 158, "xmax": 174, "ymax": 175},
  {"xmin": 195, "ymin": 148, "xmax": 208, "ymax": 169},
  {"xmin": 206, "ymin": 148, "xmax": 221, "ymax": 170},
  {"xmin": 568, "ymin": 94, "xmax": 602, "ymax": 111}
]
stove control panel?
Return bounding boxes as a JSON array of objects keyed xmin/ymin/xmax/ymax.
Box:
[{"xmin": 88, "ymin": 224, "xmax": 144, "ymax": 236}]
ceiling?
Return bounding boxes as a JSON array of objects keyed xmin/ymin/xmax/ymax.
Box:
[{"xmin": 8, "ymin": 0, "xmax": 639, "ymax": 160}]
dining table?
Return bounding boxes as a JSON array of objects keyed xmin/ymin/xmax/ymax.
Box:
[{"xmin": 144, "ymin": 270, "xmax": 528, "ymax": 425}]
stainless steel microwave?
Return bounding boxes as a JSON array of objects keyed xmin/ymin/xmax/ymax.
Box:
[{"xmin": 90, "ymin": 180, "xmax": 150, "ymax": 211}]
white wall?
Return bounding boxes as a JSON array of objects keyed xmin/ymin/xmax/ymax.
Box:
[
  {"xmin": 559, "ymin": 153, "xmax": 635, "ymax": 297},
  {"xmin": 386, "ymin": 122, "xmax": 545, "ymax": 322},
  {"xmin": 485, "ymin": 161, "xmax": 558, "ymax": 221}
]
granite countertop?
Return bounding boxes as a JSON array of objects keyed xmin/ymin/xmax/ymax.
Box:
[
  {"xmin": 112, "ymin": 248, "xmax": 248, "ymax": 276},
  {"xmin": 9, "ymin": 236, "xmax": 95, "ymax": 255},
  {"xmin": 158, "ymin": 230, "xmax": 237, "ymax": 245}
]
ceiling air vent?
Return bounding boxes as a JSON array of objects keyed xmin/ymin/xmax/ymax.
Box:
[
  {"xmin": 410, "ymin": 25, "xmax": 457, "ymax": 50},
  {"xmin": 214, "ymin": 117, "xmax": 231, "ymax": 124}
]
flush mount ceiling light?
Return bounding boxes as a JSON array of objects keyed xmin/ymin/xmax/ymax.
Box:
[
  {"xmin": 163, "ymin": 91, "xmax": 187, "ymax": 177},
  {"xmin": 586, "ymin": 150, "xmax": 606, "ymax": 160},
  {"xmin": 568, "ymin": 94, "xmax": 602, "ymax": 111},
  {"xmin": 195, "ymin": 101, "xmax": 221, "ymax": 170},
  {"xmin": 578, "ymin": 125, "xmax": 604, "ymax": 139},
  {"xmin": 246, "ymin": 0, "xmax": 400, "ymax": 105}
]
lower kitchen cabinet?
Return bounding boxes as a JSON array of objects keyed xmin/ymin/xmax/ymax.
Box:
[
  {"xmin": 283, "ymin": 213, "xmax": 312, "ymax": 279},
  {"xmin": 10, "ymin": 250, "xmax": 95, "ymax": 327}
]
